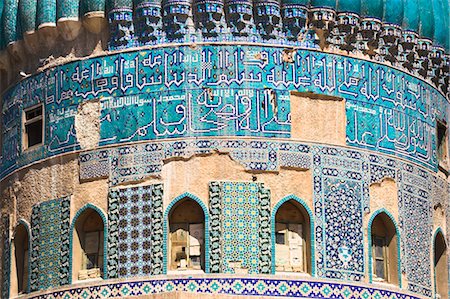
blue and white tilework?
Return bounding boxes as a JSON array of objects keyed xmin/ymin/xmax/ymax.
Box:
[
  {"xmin": 313, "ymin": 146, "xmax": 368, "ymax": 282},
  {"xmin": 1, "ymin": 46, "xmax": 447, "ymax": 181},
  {"xmin": 23, "ymin": 276, "xmax": 429, "ymax": 299},
  {"xmin": 221, "ymin": 182, "xmax": 261, "ymax": 274},
  {"xmin": 107, "ymin": 184, "xmax": 164, "ymax": 278},
  {"xmin": 29, "ymin": 197, "xmax": 71, "ymax": 292},
  {"xmin": 398, "ymin": 165, "xmax": 433, "ymax": 297},
  {"xmin": 80, "ymin": 139, "xmax": 311, "ymax": 185},
  {"xmin": 208, "ymin": 181, "xmax": 272, "ymax": 274},
  {"xmin": 1, "ymin": 215, "xmax": 10, "ymax": 299}
]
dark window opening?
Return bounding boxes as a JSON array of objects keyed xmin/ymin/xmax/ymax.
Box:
[
  {"xmin": 14, "ymin": 224, "xmax": 29, "ymax": 295},
  {"xmin": 370, "ymin": 213, "xmax": 399, "ymax": 285},
  {"xmin": 23, "ymin": 105, "xmax": 43, "ymax": 149},
  {"xmin": 372, "ymin": 236, "xmax": 386, "ymax": 280},
  {"xmin": 434, "ymin": 231, "xmax": 448, "ymax": 297},
  {"xmin": 437, "ymin": 121, "xmax": 448, "ymax": 164}
]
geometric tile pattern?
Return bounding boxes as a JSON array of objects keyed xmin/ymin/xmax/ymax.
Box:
[
  {"xmin": 399, "ymin": 166, "xmax": 433, "ymax": 297},
  {"xmin": 210, "ymin": 182, "xmax": 271, "ymax": 274},
  {"xmin": 313, "ymin": 146, "xmax": 367, "ymax": 282},
  {"xmin": 108, "ymin": 184, "xmax": 163, "ymax": 278},
  {"xmin": 23, "ymin": 277, "xmax": 429, "ymax": 299},
  {"xmin": 79, "ymin": 149, "xmax": 109, "ymax": 181},
  {"xmin": 81, "ymin": 139, "xmax": 311, "ymax": 185},
  {"xmin": 258, "ymin": 184, "xmax": 271, "ymax": 274},
  {"xmin": 80, "ymin": 139, "xmax": 443, "ymax": 297},
  {"xmin": 1, "ymin": 140, "xmax": 447, "ymax": 298},
  {"xmin": 29, "ymin": 197, "xmax": 71, "ymax": 292},
  {"xmin": 208, "ymin": 182, "xmax": 222, "ymax": 273},
  {"xmin": 1, "ymin": 215, "xmax": 10, "ymax": 299},
  {"xmin": 1, "ymin": 45, "xmax": 446, "ymax": 181},
  {"xmin": 220, "ymin": 182, "xmax": 261, "ymax": 274}
]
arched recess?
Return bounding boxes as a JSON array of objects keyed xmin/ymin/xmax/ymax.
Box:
[
  {"xmin": 10, "ymin": 220, "xmax": 31, "ymax": 296},
  {"xmin": 433, "ymin": 228, "xmax": 448, "ymax": 298},
  {"xmin": 69, "ymin": 204, "xmax": 108, "ymax": 283},
  {"xmin": 368, "ymin": 209, "xmax": 401, "ymax": 287},
  {"xmin": 271, "ymin": 195, "xmax": 315, "ymax": 275},
  {"xmin": 163, "ymin": 193, "xmax": 210, "ymax": 274}
]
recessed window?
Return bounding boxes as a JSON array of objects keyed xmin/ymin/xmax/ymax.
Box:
[
  {"xmin": 74, "ymin": 208, "xmax": 105, "ymax": 281},
  {"xmin": 372, "ymin": 236, "xmax": 387, "ymax": 280},
  {"xmin": 23, "ymin": 105, "xmax": 43, "ymax": 150},
  {"xmin": 169, "ymin": 198, "xmax": 205, "ymax": 271},
  {"xmin": 370, "ymin": 213, "xmax": 399, "ymax": 285},
  {"xmin": 437, "ymin": 121, "xmax": 448, "ymax": 166},
  {"xmin": 13, "ymin": 223, "xmax": 30, "ymax": 295},
  {"xmin": 434, "ymin": 231, "xmax": 448, "ymax": 298},
  {"xmin": 274, "ymin": 200, "xmax": 311, "ymax": 274}
]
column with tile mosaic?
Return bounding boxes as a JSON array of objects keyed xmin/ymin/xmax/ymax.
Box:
[
  {"xmin": 313, "ymin": 146, "xmax": 368, "ymax": 281},
  {"xmin": 29, "ymin": 197, "xmax": 71, "ymax": 292},
  {"xmin": 107, "ymin": 184, "xmax": 164, "ymax": 278},
  {"xmin": 1, "ymin": 215, "xmax": 10, "ymax": 299},
  {"xmin": 399, "ymin": 164, "xmax": 433, "ymax": 297},
  {"xmin": 209, "ymin": 181, "xmax": 271, "ymax": 274}
]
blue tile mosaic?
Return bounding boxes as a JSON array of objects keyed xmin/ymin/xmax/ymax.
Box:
[
  {"xmin": 1, "ymin": 136, "xmax": 448, "ymax": 297},
  {"xmin": 208, "ymin": 181, "xmax": 271, "ymax": 274},
  {"xmin": 221, "ymin": 182, "xmax": 261, "ymax": 274},
  {"xmin": 29, "ymin": 197, "xmax": 71, "ymax": 292},
  {"xmin": 398, "ymin": 166, "xmax": 433, "ymax": 297},
  {"xmin": 1, "ymin": 215, "xmax": 10, "ymax": 299},
  {"xmin": 77, "ymin": 137, "xmax": 445, "ymax": 296},
  {"xmin": 313, "ymin": 146, "xmax": 367, "ymax": 282},
  {"xmin": 107, "ymin": 184, "xmax": 164, "ymax": 278},
  {"xmin": 1, "ymin": 46, "xmax": 447, "ymax": 181},
  {"xmin": 22, "ymin": 276, "xmax": 430, "ymax": 299}
]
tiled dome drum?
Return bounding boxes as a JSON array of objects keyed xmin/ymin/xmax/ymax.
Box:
[{"xmin": 0, "ymin": 0, "xmax": 449, "ymax": 298}]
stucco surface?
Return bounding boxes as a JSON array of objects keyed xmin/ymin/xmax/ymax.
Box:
[
  {"xmin": 74, "ymin": 100, "xmax": 101, "ymax": 150},
  {"xmin": 290, "ymin": 93, "xmax": 346, "ymax": 146}
]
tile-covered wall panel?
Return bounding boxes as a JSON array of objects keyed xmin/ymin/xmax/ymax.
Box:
[
  {"xmin": 29, "ymin": 197, "xmax": 71, "ymax": 292},
  {"xmin": 313, "ymin": 147, "xmax": 367, "ymax": 282},
  {"xmin": 209, "ymin": 181, "xmax": 271, "ymax": 274},
  {"xmin": 399, "ymin": 166, "xmax": 433, "ymax": 297},
  {"xmin": 108, "ymin": 184, "xmax": 164, "ymax": 278},
  {"xmin": 1, "ymin": 46, "xmax": 446, "ymax": 181},
  {"xmin": 1, "ymin": 215, "xmax": 10, "ymax": 299},
  {"xmin": 220, "ymin": 182, "xmax": 261, "ymax": 274}
]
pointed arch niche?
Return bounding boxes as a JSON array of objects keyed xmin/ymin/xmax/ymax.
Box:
[
  {"xmin": 368, "ymin": 210, "xmax": 401, "ymax": 286},
  {"xmin": 71, "ymin": 205, "xmax": 107, "ymax": 282},
  {"xmin": 10, "ymin": 221, "xmax": 30, "ymax": 296},
  {"xmin": 433, "ymin": 229, "xmax": 448, "ymax": 298},
  {"xmin": 167, "ymin": 197, "xmax": 206, "ymax": 272},
  {"xmin": 272, "ymin": 196, "xmax": 313, "ymax": 275}
]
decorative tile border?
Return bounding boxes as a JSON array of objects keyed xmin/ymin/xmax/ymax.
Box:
[
  {"xmin": 23, "ymin": 276, "xmax": 428, "ymax": 299},
  {"xmin": 80, "ymin": 139, "xmax": 312, "ymax": 185},
  {"xmin": 1, "ymin": 215, "xmax": 10, "ymax": 299},
  {"xmin": 208, "ymin": 182, "xmax": 222, "ymax": 273}
]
